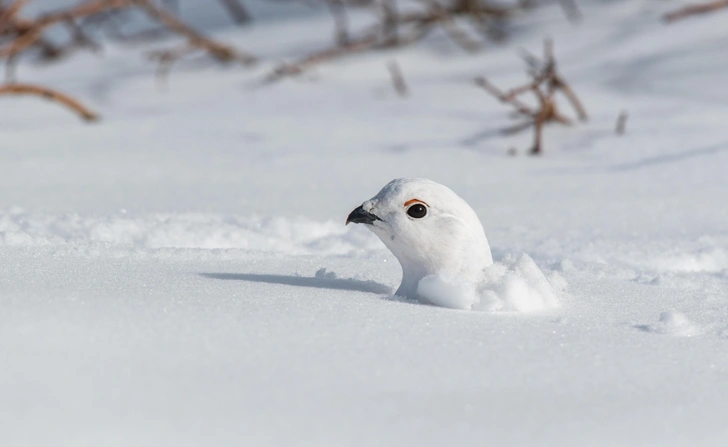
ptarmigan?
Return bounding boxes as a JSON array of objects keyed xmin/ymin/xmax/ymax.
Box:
[{"xmin": 346, "ymin": 178, "xmax": 562, "ymax": 311}]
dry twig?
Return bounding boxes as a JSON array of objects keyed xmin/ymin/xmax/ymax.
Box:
[
  {"xmin": 663, "ymin": 0, "xmax": 728, "ymax": 22},
  {"xmin": 267, "ymin": 0, "xmax": 519, "ymax": 82},
  {"xmin": 0, "ymin": 82, "xmax": 99, "ymax": 121},
  {"xmin": 0, "ymin": 0, "xmax": 254, "ymax": 64},
  {"xmin": 0, "ymin": 0, "xmax": 255, "ymax": 120},
  {"xmin": 474, "ymin": 39, "xmax": 586, "ymax": 155}
]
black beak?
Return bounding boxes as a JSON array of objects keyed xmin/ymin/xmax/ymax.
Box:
[{"xmin": 346, "ymin": 205, "xmax": 381, "ymax": 226}]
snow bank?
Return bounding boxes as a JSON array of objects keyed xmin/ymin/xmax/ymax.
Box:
[
  {"xmin": 417, "ymin": 254, "xmax": 564, "ymax": 312},
  {"xmin": 0, "ymin": 209, "xmax": 379, "ymax": 255}
]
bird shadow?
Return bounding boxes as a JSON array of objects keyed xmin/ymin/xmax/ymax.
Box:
[{"xmin": 199, "ymin": 273, "xmax": 392, "ymax": 295}]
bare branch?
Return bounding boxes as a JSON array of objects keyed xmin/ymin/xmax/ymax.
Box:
[
  {"xmin": 266, "ymin": 0, "xmax": 521, "ymax": 82},
  {"xmin": 663, "ymin": 0, "xmax": 728, "ymax": 22},
  {"xmin": 0, "ymin": 0, "xmax": 255, "ymax": 64},
  {"xmin": 0, "ymin": 82, "xmax": 99, "ymax": 121},
  {"xmin": 133, "ymin": 0, "xmax": 255, "ymax": 64},
  {"xmin": 266, "ymin": 33, "xmax": 380, "ymax": 83},
  {"xmin": 474, "ymin": 76, "xmax": 535, "ymax": 116},
  {"xmin": 475, "ymin": 39, "xmax": 587, "ymax": 155}
]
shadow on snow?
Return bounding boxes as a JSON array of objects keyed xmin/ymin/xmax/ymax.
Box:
[{"xmin": 199, "ymin": 272, "xmax": 392, "ymax": 295}]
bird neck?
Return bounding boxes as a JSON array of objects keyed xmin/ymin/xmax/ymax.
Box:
[{"xmin": 396, "ymin": 262, "xmax": 428, "ymax": 298}]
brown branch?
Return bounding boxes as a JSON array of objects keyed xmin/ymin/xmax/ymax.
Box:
[
  {"xmin": 554, "ymin": 80, "xmax": 587, "ymax": 120},
  {"xmin": 0, "ymin": 0, "xmax": 255, "ymax": 64},
  {"xmin": 265, "ymin": 0, "xmax": 520, "ymax": 82},
  {"xmin": 475, "ymin": 39, "xmax": 586, "ymax": 155},
  {"xmin": 0, "ymin": 0, "xmax": 131, "ymax": 59},
  {"xmin": 0, "ymin": 83, "xmax": 99, "ymax": 121},
  {"xmin": 0, "ymin": 0, "xmax": 32, "ymax": 24},
  {"xmin": 663, "ymin": 0, "xmax": 728, "ymax": 22},
  {"xmin": 132, "ymin": 0, "xmax": 255, "ymax": 64},
  {"xmin": 266, "ymin": 32, "xmax": 380, "ymax": 83},
  {"xmin": 474, "ymin": 76, "xmax": 535, "ymax": 116}
]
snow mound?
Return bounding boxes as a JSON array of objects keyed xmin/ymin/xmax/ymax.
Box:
[
  {"xmin": 649, "ymin": 248, "xmax": 728, "ymax": 274},
  {"xmin": 0, "ymin": 209, "xmax": 380, "ymax": 255},
  {"xmin": 416, "ymin": 274, "xmax": 479, "ymax": 310},
  {"xmin": 416, "ymin": 254, "xmax": 564, "ymax": 312},
  {"xmin": 637, "ymin": 311, "xmax": 701, "ymax": 337}
]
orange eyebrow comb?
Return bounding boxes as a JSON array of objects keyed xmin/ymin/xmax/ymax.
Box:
[{"xmin": 404, "ymin": 199, "xmax": 428, "ymax": 207}]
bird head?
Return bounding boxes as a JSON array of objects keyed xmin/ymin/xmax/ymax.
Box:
[{"xmin": 347, "ymin": 178, "xmax": 493, "ymax": 298}]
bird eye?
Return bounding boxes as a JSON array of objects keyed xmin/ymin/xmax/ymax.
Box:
[{"xmin": 406, "ymin": 203, "xmax": 427, "ymax": 219}]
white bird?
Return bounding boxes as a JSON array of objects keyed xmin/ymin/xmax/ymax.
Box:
[
  {"xmin": 346, "ymin": 178, "xmax": 562, "ymax": 311},
  {"xmin": 346, "ymin": 178, "xmax": 493, "ymax": 300}
]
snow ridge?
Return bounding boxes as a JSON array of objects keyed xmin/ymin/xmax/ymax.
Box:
[{"xmin": 0, "ymin": 209, "xmax": 380, "ymax": 255}]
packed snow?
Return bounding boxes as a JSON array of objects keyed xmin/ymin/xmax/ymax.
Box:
[
  {"xmin": 2, "ymin": 0, "xmax": 728, "ymax": 446},
  {"xmin": 417, "ymin": 254, "xmax": 564, "ymax": 311}
]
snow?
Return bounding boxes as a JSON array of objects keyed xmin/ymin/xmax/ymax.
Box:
[
  {"xmin": 417, "ymin": 273, "xmax": 479, "ymax": 309},
  {"xmin": 2, "ymin": 0, "xmax": 728, "ymax": 445},
  {"xmin": 417, "ymin": 254, "xmax": 563, "ymax": 311},
  {"xmin": 636, "ymin": 311, "xmax": 702, "ymax": 337},
  {"xmin": 477, "ymin": 254, "xmax": 563, "ymax": 312}
]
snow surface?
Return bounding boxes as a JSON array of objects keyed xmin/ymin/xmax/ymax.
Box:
[{"xmin": 2, "ymin": 0, "xmax": 728, "ymax": 445}]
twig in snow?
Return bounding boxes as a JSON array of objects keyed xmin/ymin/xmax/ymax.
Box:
[
  {"xmin": 266, "ymin": 0, "xmax": 519, "ymax": 82},
  {"xmin": 474, "ymin": 39, "xmax": 586, "ymax": 155},
  {"xmin": 0, "ymin": 83, "xmax": 99, "ymax": 121},
  {"xmin": 0, "ymin": 0, "xmax": 255, "ymax": 64},
  {"xmin": 663, "ymin": 0, "xmax": 728, "ymax": 22},
  {"xmin": 0, "ymin": 0, "xmax": 256, "ymax": 119},
  {"xmin": 615, "ymin": 110, "xmax": 627, "ymax": 135},
  {"xmin": 387, "ymin": 60, "xmax": 408, "ymax": 97}
]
